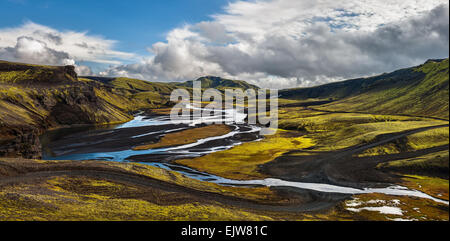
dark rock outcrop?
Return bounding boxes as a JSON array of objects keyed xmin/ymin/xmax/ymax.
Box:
[{"xmin": 0, "ymin": 126, "xmax": 42, "ymax": 159}]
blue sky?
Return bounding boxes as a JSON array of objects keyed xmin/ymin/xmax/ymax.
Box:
[
  {"xmin": 0, "ymin": 0, "xmax": 448, "ymax": 88},
  {"xmin": 1, "ymin": 0, "xmax": 228, "ymax": 56}
]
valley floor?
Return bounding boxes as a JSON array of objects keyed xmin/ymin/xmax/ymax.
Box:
[{"xmin": 0, "ymin": 100, "xmax": 448, "ymax": 221}]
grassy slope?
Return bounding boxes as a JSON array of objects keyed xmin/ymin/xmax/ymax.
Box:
[
  {"xmin": 359, "ymin": 127, "xmax": 449, "ymax": 157},
  {"xmin": 377, "ymin": 150, "xmax": 449, "ymax": 179},
  {"xmin": 280, "ymin": 59, "xmax": 449, "ymax": 119},
  {"xmin": 320, "ymin": 59, "xmax": 449, "ymax": 119},
  {"xmin": 0, "ymin": 87, "xmax": 132, "ymax": 126},
  {"xmin": 0, "ymin": 85, "xmax": 128, "ymax": 129}
]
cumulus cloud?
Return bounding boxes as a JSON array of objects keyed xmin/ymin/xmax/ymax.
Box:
[
  {"xmin": 102, "ymin": 0, "xmax": 449, "ymax": 88},
  {"xmin": 0, "ymin": 36, "xmax": 75, "ymax": 65},
  {"xmin": 194, "ymin": 22, "xmax": 234, "ymax": 44},
  {"xmin": 0, "ymin": 21, "xmax": 135, "ymax": 66},
  {"xmin": 75, "ymin": 65, "xmax": 93, "ymax": 76}
]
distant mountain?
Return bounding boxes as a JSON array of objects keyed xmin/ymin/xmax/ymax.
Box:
[
  {"xmin": 175, "ymin": 76, "xmax": 260, "ymax": 90},
  {"xmin": 280, "ymin": 59, "xmax": 449, "ymax": 119}
]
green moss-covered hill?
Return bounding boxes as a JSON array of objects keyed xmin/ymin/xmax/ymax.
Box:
[{"xmin": 280, "ymin": 59, "xmax": 449, "ymax": 119}]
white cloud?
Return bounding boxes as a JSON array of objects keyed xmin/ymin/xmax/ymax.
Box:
[
  {"xmin": 0, "ymin": 21, "xmax": 135, "ymax": 66},
  {"xmin": 75, "ymin": 65, "xmax": 93, "ymax": 76},
  {"xmin": 102, "ymin": 0, "xmax": 449, "ymax": 89},
  {"xmin": 194, "ymin": 21, "xmax": 234, "ymax": 44},
  {"xmin": 0, "ymin": 36, "xmax": 75, "ymax": 66}
]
